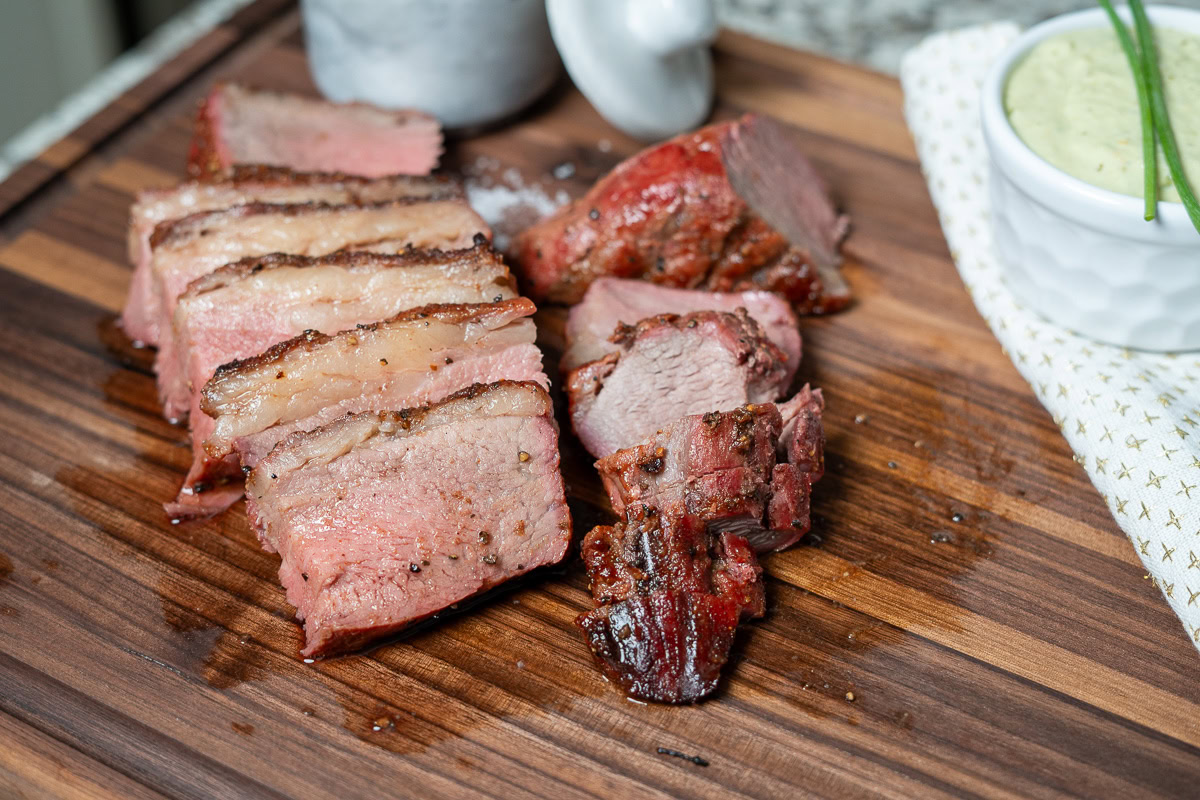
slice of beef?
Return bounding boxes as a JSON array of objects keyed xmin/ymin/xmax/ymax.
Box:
[
  {"xmin": 512, "ymin": 113, "xmax": 850, "ymax": 311},
  {"xmin": 567, "ymin": 309, "xmax": 789, "ymax": 458},
  {"xmin": 576, "ymin": 504, "xmax": 763, "ymax": 703},
  {"xmin": 168, "ymin": 299, "xmax": 546, "ymax": 519},
  {"xmin": 187, "ymin": 83, "xmax": 441, "ymax": 179},
  {"xmin": 244, "ymin": 380, "xmax": 572, "ymax": 657},
  {"xmin": 562, "ymin": 277, "xmax": 802, "ymax": 378},
  {"xmin": 594, "ymin": 389, "xmax": 824, "ymax": 554},
  {"xmin": 157, "ymin": 239, "xmax": 513, "ymax": 421},
  {"xmin": 146, "ymin": 198, "xmax": 488, "ymax": 364},
  {"xmin": 123, "ymin": 167, "xmax": 459, "ymax": 346},
  {"xmin": 720, "ymin": 113, "xmax": 851, "ymax": 304}
]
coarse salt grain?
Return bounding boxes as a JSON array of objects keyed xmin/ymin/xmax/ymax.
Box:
[{"xmin": 465, "ymin": 162, "xmax": 569, "ymax": 251}]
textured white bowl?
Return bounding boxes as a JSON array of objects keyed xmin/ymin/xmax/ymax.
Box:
[{"xmin": 981, "ymin": 5, "xmax": 1200, "ymax": 351}]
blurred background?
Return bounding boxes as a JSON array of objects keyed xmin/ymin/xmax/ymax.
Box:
[
  {"xmin": 0, "ymin": 0, "xmax": 1116, "ymax": 181},
  {"xmin": 0, "ymin": 0, "xmax": 191, "ymax": 144}
]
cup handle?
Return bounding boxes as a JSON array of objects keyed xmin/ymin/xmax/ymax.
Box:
[{"xmin": 624, "ymin": 0, "xmax": 717, "ymax": 56}]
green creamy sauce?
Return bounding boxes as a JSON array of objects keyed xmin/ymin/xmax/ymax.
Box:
[{"xmin": 1005, "ymin": 25, "xmax": 1200, "ymax": 203}]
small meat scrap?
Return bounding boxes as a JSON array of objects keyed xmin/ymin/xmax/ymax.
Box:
[{"xmin": 577, "ymin": 505, "xmax": 764, "ymax": 703}]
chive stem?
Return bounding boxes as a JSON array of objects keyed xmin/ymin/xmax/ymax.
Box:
[
  {"xmin": 1098, "ymin": 0, "xmax": 1157, "ymax": 220},
  {"xmin": 1129, "ymin": 0, "xmax": 1200, "ymax": 234}
]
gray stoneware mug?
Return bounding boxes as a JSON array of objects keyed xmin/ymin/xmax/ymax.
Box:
[{"xmin": 301, "ymin": 0, "xmax": 561, "ymax": 129}]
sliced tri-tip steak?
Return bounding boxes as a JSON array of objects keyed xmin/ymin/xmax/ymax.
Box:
[
  {"xmin": 512, "ymin": 113, "xmax": 850, "ymax": 312},
  {"xmin": 146, "ymin": 198, "xmax": 488, "ymax": 370},
  {"xmin": 576, "ymin": 504, "xmax": 763, "ymax": 703},
  {"xmin": 566, "ymin": 309, "xmax": 790, "ymax": 458},
  {"xmin": 166, "ymin": 299, "xmax": 546, "ymax": 519},
  {"xmin": 562, "ymin": 277, "xmax": 801, "ymax": 376},
  {"xmin": 244, "ymin": 381, "xmax": 572, "ymax": 657},
  {"xmin": 595, "ymin": 389, "xmax": 824, "ymax": 554},
  {"xmin": 157, "ymin": 239, "xmax": 513, "ymax": 422},
  {"xmin": 123, "ymin": 167, "xmax": 460, "ymax": 346},
  {"xmin": 187, "ymin": 83, "xmax": 442, "ymax": 179}
]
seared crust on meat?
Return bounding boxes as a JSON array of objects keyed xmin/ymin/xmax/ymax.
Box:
[
  {"xmin": 607, "ymin": 308, "xmax": 788, "ymax": 369},
  {"xmin": 566, "ymin": 308, "xmax": 791, "ymax": 458},
  {"xmin": 149, "ymin": 197, "xmax": 466, "ymax": 250},
  {"xmin": 220, "ymin": 164, "xmax": 461, "ymax": 195},
  {"xmin": 201, "ymin": 297, "xmax": 537, "ymax": 415},
  {"xmin": 512, "ymin": 114, "xmax": 850, "ymax": 311},
  {"xmin": 182, "ymin": 234, "xmax": 501, "ymax": 297},
  {"xmin": 253, "ymin": 378, "xmax": 554, "ymax": 482}
]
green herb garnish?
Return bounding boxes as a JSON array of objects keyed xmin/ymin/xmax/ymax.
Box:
[
  {"xmin": 1128, "ymin": 0, "xmax": 1200, "ymax": 233},
  {"xmin": 1099, "ymin": 0, "xmax": 1157, "ymax": 220},
  {"xmin": 1104, "ymin": 0, "xmax": 1200, "ymax": 232}
]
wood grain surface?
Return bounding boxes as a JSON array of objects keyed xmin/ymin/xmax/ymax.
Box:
[{"xmin": 0, "ymin": 4, "xmax": 1197, "ymax": 798}]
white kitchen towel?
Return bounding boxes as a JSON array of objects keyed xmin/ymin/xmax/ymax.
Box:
[{"xmin": 901, "ymin": 23, "xmax": 1200, "ymax": 654}]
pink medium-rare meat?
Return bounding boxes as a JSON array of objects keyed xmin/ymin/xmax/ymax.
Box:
[
  {"xmin": 187, "ymin": 84, "xmax": 442, "ymax": 179},
  {"xmin": 512, "ymin": 114, "xmax": 850, "ymax": 311},
  {"xmin": 566, "ymin": 309, "xmax": 790, "ymax": 458},
  {"xmin": 157, "ymin": 240, "xmax": 513, "ymax": 421},
  {"xmin": 167, "ymin": 299, "xmax": 547, "ymax": 519},
  {"xmin": 201, "ymin": 298, "xmax": 545, "ymax": 460},
  {"xmin": 122, "ymin": 166, "xmax": 459, "ymax": 346},
  {"xmin": 146, "ymin": 197, "xmax": 488, "ymax": 363},
  {"xmin": 562, "ymin": 277, "xmax": 802, "ymax": 376},
  {"xmin": 161, "ymin": 244, "xmax": 516, "ymax": 518},
  {"xmin": 594, "ymin": 390, "xmax": 825, "ymax": 553},
  {"xmin": 244, "ymin": 380, "xmax": 573, "ymax": 657},
  {"xmin": 577, "ymin": 504, "xmax": 763, "ymax": 703}
]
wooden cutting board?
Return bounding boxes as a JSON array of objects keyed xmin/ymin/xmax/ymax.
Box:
[{"xmin": 0, "ymin": 3, "xmax": 1197, "ymax": 798}]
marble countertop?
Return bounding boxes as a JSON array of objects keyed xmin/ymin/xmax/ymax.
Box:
[
  {"xmin": 0, "ymin": 0, "xmax": 1162, "ymax": 182},
  {"xmin": 716, "ymin": 0, "xmax": 1102, "ymax": 73}
]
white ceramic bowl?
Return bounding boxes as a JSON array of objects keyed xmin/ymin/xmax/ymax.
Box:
[
  {"xmin": 302, "ymin": 0, "xmax": 560, "ymax": 130},
  {"xmin": 981, "ymin": 5, "xmax": 1200, "ymax": 351}
]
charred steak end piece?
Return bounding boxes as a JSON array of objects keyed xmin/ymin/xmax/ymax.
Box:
[
  {"xmin": 576, "ymin": 505, "xmax": 764, "ymax": 703},
  {"xmin": 246, "ymin": 381, "xmax": 572, "ymax": 657},
  {"xmin": 188, "ymin": 83, "xmax": 442, "ymax": 179},
  {"xmin": 512, "ymin": 113, "xmax": 849, "ymax": 312},
  {"xmin": 595, "ymin": 388, "xmax": 825, "ymax": 554},
  {"xmin": 562, "ymin": 277, "xmax": 802, "ymax": 377},
  {"xmin": 567, "ymin": 309, "xmax": 790, "ymax": 459}
]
